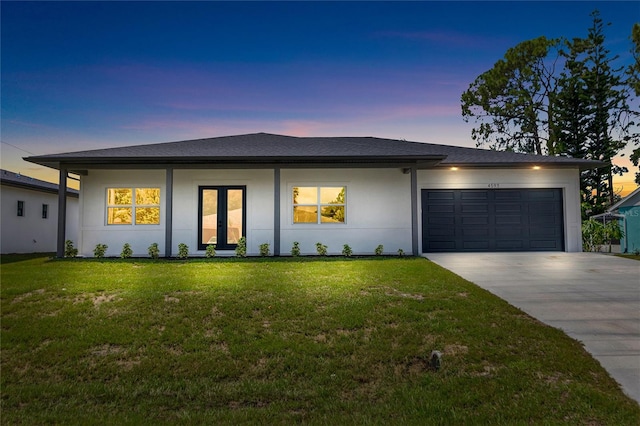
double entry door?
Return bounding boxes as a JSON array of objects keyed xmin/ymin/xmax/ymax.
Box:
[{"xmin": 198, "ymin": 186, "xmax": 246, "ymax": 250}]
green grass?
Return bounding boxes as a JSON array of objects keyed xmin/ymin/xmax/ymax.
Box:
[
  {"xmin": 615, "ymin": 253, "xmax": 640, "ymax": 261},
  {"xmin": 2, "ymin": 255, "xmax": 639, "ymax": 424}
]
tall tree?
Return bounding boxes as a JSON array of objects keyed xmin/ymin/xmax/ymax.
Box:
[
  {"xmin": 461, "ymin": 36, "xmax": 562, "ymax": 155},
  {"xmin": 570, "ymin": 11, "xmax": 632, "ymax": 210},
  {"xmin": 628, "ymin": 23, "xmax": 640, "ymax": 185}
]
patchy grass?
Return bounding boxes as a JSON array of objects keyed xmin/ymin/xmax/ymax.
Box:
[
  {"xmin": 2, "ymin": 255, "xmax": 639, "ymax": 425},
  {"xmin": 615, "ymin": 253, "xmax": 640, "ymax": 261}
]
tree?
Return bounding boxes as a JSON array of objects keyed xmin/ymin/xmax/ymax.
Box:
[
  {"xmin": 556, "ymin": 11, "xmax": 632, "ymax": 212},
  {"xmin": 628, "ymin": 23, "xmax": 640, "ymax": 185},
  {"xmin": 461, "ymin": 36, "xmax": 562, "ymax": 155}
]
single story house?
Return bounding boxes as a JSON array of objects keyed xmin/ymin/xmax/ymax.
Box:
[
  {"xmin": 24, "ymin": 133, "xmax": 602, "ymax": 257},
  {"xmin": 1, "ymin": 169, "xmax": 79, "ymax": 254},
  {"xmin": 607, "ymin": 187, "xmax": 640, "ymax": 254}
]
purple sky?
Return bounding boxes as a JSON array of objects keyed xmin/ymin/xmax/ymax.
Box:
[{"xmin": 1, "ymin": 1, "xmax": 638, "ymax": 192}]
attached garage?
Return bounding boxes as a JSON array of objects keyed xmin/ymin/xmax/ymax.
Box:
[{"xmin": 422, "ymin": 188, "xmax": 564, "ymax": 252}]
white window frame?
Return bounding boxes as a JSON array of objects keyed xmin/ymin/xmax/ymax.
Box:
[{"xmin": 106, "ymin": 187, "xmax": 161, "ymax": 226}]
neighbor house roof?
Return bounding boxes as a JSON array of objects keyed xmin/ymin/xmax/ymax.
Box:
[
  {"xmin": 24, "ymin": 132, "xmax": 604, "ymax": 170},
  {"xmin": 0, "ymin": 169, "xmax": 79, "ymax": 197},
  {"xmin": 608, "ymin": 187, "xmax": 640, "ymax": 212}
]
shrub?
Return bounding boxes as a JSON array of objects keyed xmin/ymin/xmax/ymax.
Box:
[
  {"xmin": 177, "ymin": 243, "xmax": 189, "ymax": 259},
  {"xmin": 64, "ymin": 240, "xmax": 78, "ymax": 258},
  {"xmin": 259, "ymin": 242, "xmax": 270, "ymax": 257},
  {"xmin": 581, "ymin": 219, "xmax": 621, "ymax": 252},
  {"xmin": 93, "ymin": 243, "xmax": 108, "ymax": 258},
  {"xmin": 342, "ymin": 244, "xmax": 353, "ymax": 257},
  {"xmin": 397, "ymin": 248, "xmax": 405, "ymax": 257},
  {"xmin": 205, "ymin": 244, "xmax": 216, "ymax": 258},
  {"xmin": 316, "ymin": 242, "xmax": 328, "ymax": 256},
  {"xmin": 235, "ymin": 237, "xmax": 247, "ymax": 257},
  {"xmin": 375, "ymin": 244, "xmax": 384, "ymax": 256},
  {"xmin": 120, "ymin": 243, "xmax": 133, "ymax": 259},
  {"xmin": 291, "ymin": 241, "xmax": 301, "ymax": 257},
  {"xmin": 148, "ymin": 243, "xmax": 160, "ymax": 259}
]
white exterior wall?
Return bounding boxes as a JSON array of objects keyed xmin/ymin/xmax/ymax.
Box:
[
  {"xmin": 1, "ymin": 185, "xmax": 79, "ymax": 254},
  {"xmin": 417, "ymin": 167, "xmax": 583, "ymax": 252},
  {"xmin": 173, "ymin": 169, "xmax": 274, "ymax": 256},
  {"xmin": 79, "ymin": 170, "xmax": 166, "ymax": 257},
  {"xmin": 280, "ymin": 168, "xmax": 412, "ymax": 255}
]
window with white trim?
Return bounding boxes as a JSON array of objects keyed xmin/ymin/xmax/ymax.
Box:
[
  {"xmin": 107, "ymin": 188, "xmax": 160, "ymax": 225},
  {"xmin": 293, "ymin": 186, "xmax": 346, "ymax": 224}
]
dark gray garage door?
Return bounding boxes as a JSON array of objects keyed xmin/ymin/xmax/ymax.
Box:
[{"xmin": 422, "ymin": 189, "xmax": 564, "ymax": 252}]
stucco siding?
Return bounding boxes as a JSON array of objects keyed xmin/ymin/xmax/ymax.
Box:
[
  {"xmin": 172, "ymin": 169, "xmax": 274, "ymax": 256},
  {"xmin": 280, "ymin": 168, "xmax": 412, "ymax": 255},
  {"xmin": 1, "ymin": 186, "xmax": 78, "ymax": 254},
  {"xmin": 79, "ymin": 170, "xmax": 166, "ymax": 257},
  {"xmin": 417, "ymin": 167, "xmax": 583, "ymax": 252}
]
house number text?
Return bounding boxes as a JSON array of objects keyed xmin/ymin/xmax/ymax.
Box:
[{"xmin": 487, "ymin": 183, "xmax": 500, "ymax": 188}]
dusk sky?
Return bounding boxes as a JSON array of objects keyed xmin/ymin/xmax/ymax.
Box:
[{"xmin": 2, "ymin": 1, "xmax": 638, "ymax": 193}]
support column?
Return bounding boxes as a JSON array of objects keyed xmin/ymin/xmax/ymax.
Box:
[
  {"xmin": 273, "ymin": 167, "xmax": 281, "ymax": 256},
  {"xmin": 165, "ymin": 167, "xmax": 174, "ymax": 257},
  {"xmin": 410, "ymin": 166, "xmax": 419, "ymax": 256},
  {"xmin": 57, "ymin": 167, "xmax": 68, "ymax": 258}
]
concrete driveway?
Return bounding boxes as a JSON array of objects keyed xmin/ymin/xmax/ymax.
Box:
[{"xmin": 426, "ymin": 252, "xmax": 640, "ymax": 403}]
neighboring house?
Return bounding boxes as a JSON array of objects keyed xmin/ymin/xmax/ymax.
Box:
[
  {"xmin": 1, "ymin": 169, "xmax": 79, "ymax": 254},
  {"xmin": 607, "ymin": 187, "xmax": 640, "ymax": 254},
  {"xmin": 24, "ymin": 133, "xmax": 602, "ymax": 257}
]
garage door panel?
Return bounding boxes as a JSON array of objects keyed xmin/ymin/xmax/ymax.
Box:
[
  {"xmin": 462, "ymin": 228, "xmax": 489, "ymax": 237},
  {"xmin": 428, "ymin": 205, "xmax": 454, "ymax": 213},
  {"xmin": 462, "ymin": 216, "xmax": 488, "ymax": 225},
  {"xmin": 462, "ymin": 204, "xmax": 488, "ymax": 213},
  {"xmin": 495, "ymin": 215, "xmax": 522, "ymax": 225},
  {"xmin": 428, "ymin": 216, "xmax": 455, "ymax": 225},
  {"xmin": 422, "ymin": 188, "xmax": 564, "ymax": 253},
  {"xmin": 496, "ymin": 240, "xmax": 524, "ymax": 250},
  {"xmin": 495, "ymin": 203, "xmax": 522, "ymax": 213},
  {"xmin": 461, "ymin": 191, "xmax": 488, "ymax": 200}
]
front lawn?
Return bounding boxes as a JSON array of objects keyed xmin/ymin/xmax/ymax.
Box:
[{"xmin": 2, "ymin": 255, "xmax": 638, "ymax": 424}]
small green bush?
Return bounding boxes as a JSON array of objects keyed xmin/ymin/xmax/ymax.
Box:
[
  {"xmin": 120, "ymin": 243, "xmax": 133, "ymax": 259},
  {"xmin": 93, "ymin": 243, "xmax": 108, "ymax": 258},
  {"xmin": 316, "ymin": 242, "xmax": 328, "ymax": 256},
  {"xmin": 177, "ymin": 243, "xmax": 189, "ymax": 259},
  {"xmin": 342, "ymin": 244, "xmax": 353, "ymax": 257},
  {"xmin": 205, "ymin": 244, "xmax": 216, "ymax": 258},
  {"xmin": 259, "ymin": 242, "xmax": 270, "ymax": 257},
  {"xmin": 148, "ymin": 243, "xmax": 160, "ymax": 259},
  {"xmin": 235, "ymin": 237, "xmax": 247, "ymax": 257},
  {"xmin": 397, "ymin": 248, "xmax": 405, "ymax": 257},
  {"xmin": 291, "ymin": 241, "xmax": 301, "ymax": 257},
  {"xmin": 64, "ymin": 240, "xmax": 78, "ymax": 258},
  {"xmin": 375, "ymin": 244, "xmax": 384, "ymax": 256}
]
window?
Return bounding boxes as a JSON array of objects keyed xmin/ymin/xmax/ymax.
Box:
[
  {"xmin": 17, "ymin": 201, "xmax": 24, "ymax": 217},
  {"xmin": 293, "ymin": 186, "xmax": 346, "ymax": 224},
  {"xmin": 107, "ymin": 188, "xmax": 160, "ymax": 225},
  {"xmin": 42, "ymin": 204, "xmax": 49, "ymax": 219}
]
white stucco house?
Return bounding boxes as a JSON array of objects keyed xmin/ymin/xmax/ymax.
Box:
[
  {"xmin": 24, "ymin": 133, "xmax": 602, "ymax": 257},
  {"xmin": 1, "ymin": 169, "xmax": 79, "ymax": 254}
]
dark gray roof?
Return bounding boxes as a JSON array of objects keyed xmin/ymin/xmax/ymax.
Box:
[
  {"xmin": 1, "ymin": 169, "xmax": 79, "ymax": 197},
  {"xmin": 25, "ymin": 132, "xmax": 603, "ymax": 170}
]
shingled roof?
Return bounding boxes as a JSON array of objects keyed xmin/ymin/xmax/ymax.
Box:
[
  {"xmin": 25, "ymin": 132, "xmax": 603, "ymax": 170},
  {"xmin": 1, "ymin": 169, "xmax": 79, "ymax": 197}
]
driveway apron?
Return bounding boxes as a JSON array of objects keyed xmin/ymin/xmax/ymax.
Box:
[{"xmin": 426, "ymin": 252, "xmax": 640, "ymax": 403}]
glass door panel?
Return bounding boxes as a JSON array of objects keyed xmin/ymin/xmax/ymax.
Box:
[
  {"xmin": 227, "ymin": 189, "xmax": 243, "ymax": 245},
  {"xmin": 201, "ymin": 189, "xmax": 218, "ymax": 245}
]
